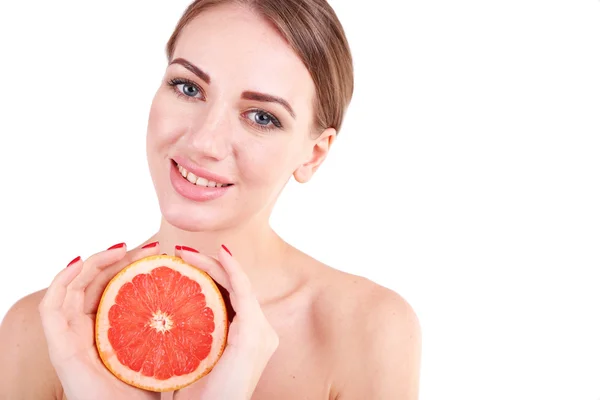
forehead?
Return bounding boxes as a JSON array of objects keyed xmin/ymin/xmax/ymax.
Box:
[{"xmin": 171, "ymin": 4, "xmax": 315, "ymax": 114}]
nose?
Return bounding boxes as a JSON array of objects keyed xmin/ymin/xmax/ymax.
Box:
[{"xmin": 187, "ymin": 103, "xmax": 232, "ymax": 161}]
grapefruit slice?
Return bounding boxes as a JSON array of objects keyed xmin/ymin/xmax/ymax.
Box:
[{"xmin": 95, "ymin": 254, "xmax": 228, "ymax": 392}]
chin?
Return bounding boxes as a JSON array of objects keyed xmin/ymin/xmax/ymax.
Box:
[{"xmin": 159, "ymin": 200, "xmax": 229, "ymax": 232}]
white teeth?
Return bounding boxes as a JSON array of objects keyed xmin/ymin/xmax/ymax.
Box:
[
  {"xmin": 178, "ymin": 165, "xmax": 188, "ymax": 178},
  {"xmin": 195, "ymin": 176, "xmax": 209, "ymax": 186},
  {"xmin": 186, "ymin": 172, "xmax": 197, "ymax": 184},
  {"xmin": 177, "ymin": 163, "xmax": 229, "ymax": 188}
]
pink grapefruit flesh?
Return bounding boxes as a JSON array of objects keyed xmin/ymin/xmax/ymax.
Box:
[{"xmin": 95, "ymin": 255, "xmax": 228, "ymax": 392}]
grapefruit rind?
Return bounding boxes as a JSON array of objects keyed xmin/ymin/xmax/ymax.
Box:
[{"xmin": 95, "ymin": 254, "xmax": 228, "ymax": 392}]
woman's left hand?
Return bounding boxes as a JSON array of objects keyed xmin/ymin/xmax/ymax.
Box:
[{"xmin": 173, "ymin": 245, "xmax": 279, "ymax": 400}]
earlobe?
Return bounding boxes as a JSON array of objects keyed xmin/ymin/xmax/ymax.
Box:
[
  {"xmin": 293, "ymin": 167, "xmax": 311, "ymax": 184},
  {"xmin": 293, "ymin": 127, "xmax": 337, "ymax": 183}
]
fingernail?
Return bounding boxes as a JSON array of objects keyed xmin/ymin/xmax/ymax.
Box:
[
  {"xmin": 141, "ymin": 241, "xmax": 159, "ymax": 249},
  {"xmin": 67, "ymin": 256, "xmax": 81, "ymax": 268},
  {"xmin": 107, "ymin": 242, "xmax": 126, "ymax": 250},
  {"xmin": 176, "ymin": 245, "xmax": 199, "ymax": 253},
  {"xmin": 221, "ymin": 244, "xmax": 232, "ymax": 256}
]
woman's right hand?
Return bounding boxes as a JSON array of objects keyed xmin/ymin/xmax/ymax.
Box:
[{"xmin": 38, "ymin": 242, "xmax": 162, "ymax": 400}]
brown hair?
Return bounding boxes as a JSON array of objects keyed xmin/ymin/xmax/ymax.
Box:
[{"xmin": 166, "ymin": 0, "xmax": 354, "ymax": 134}]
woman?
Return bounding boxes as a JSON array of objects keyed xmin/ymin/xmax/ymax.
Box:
[{"xmin": 0, "ymin": 0, "xmax": 421, "ymax": 398}]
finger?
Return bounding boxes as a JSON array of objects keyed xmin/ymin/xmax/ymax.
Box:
[
  {"xmin": 217, "ymin": 245, "xmax": 253, "ymax": 299},
  {"xmin": 83, "ymin": 242, "xmax": 163, "ymax": 314},
  {"xmin": 98, "ymin": 241, "xmax": 162, "ymax": 284},
  {"xmin": 39, "ymin": 257, "xmax": 84, "ymax": 339},
  {"xmin": 215, "ymin": 245, "xmax": 259, "ymax": 319},
  {"xmin": 68, "ymin": 242, "xmax": 129, "ymax": 292},
  {"xmin": 176, "ymin": 246, "xmax": 232, "ymax": 293}
]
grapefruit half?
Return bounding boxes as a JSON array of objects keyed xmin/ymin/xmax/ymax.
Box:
[{"xmin": 95, "ymin": 254, "xmax": 228, "ymax": 392}]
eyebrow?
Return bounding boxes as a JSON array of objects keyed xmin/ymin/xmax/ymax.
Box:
[
  {"xmin": 242, "ymin": 91, "xmax": 296, "ymax": 119},
  {"xmin": 170, "ymin": 58, "xmax": 211, "ymax": 84},
  {"xmin": 169, "ymin": 58, "xmax": 295, "ymax": 119}
]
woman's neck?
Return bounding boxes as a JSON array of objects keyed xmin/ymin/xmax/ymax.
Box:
[{"xmin": 143, "ymin": 217, "xmax": 291, "ymax": 301}]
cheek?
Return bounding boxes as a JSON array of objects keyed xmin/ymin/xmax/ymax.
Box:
[
  {"xmin": 147, "ymin": 90, "xmax": 187, "ymax": 144},
  {"xmin": 237, "ymin": 140, "xmax": 299, "ymax": 186}
]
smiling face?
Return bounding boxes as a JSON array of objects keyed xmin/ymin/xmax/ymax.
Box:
[{"xmin": 146, "ymin": 3, "xmax": 335, "ymax": 232}]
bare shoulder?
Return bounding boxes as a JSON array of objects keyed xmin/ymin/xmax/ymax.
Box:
[
  {"xmin": 298, "ymin": 254, "xmax": 421, "ymax": 400},
  {"xmin": 0, "ymin": 289, "xmax": 62, "ymax": 399}
]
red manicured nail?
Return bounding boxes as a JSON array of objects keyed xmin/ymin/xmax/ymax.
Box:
[
  {"xmin": 107, "ymin": 242, "xmax": 126, "ymax": 250},
  {"xmin": 67, "ymin": 256, "xmax": 81, "ymax": 268},
  {"xmin": 221, "ymin": 244, "xmax": 232, "ymax": 256},
  {"xmin": 176, "ymin": 245, "xmax": 199, "ymax": 253},
  {"xmin": 141, "ymin": 241, "xmax": 159, "ymax": 249}
]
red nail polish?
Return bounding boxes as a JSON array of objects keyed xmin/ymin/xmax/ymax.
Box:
[
  {"xmin": 67, "ymin": 256, "xmax": 81, "ymax": 267},
  {"xmin": 141, "ymin": 241, "xmax": 159, "ymax": 249},
  {"xmin": 178, "ymin": 245, "xmax": 199, "ymax": 253},
  {"xmin": 107, "ymin": 242, "xmax": 126, "ymax": 250},
  {"xmin": 221, "ymin": 244, "xmax": 232, "ymax": 256}
]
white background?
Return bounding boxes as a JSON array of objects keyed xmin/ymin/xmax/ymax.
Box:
[{"xmin": 1, "ymin": 1, "xmax": 599, "ymax": 399}]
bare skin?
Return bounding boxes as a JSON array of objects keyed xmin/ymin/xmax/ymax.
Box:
[
  {"xmin": 0, "ymin": 3, "xmax": 421, "ymax": 399},
  {"xmin": 0, "ymin": 240, "xmax": 420, "ymax": 400}
]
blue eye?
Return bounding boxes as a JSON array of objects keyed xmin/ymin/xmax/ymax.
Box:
[
  {"xmin": 178, "ymin": 83, "xmax": 201, "ymax": 98},
  {"xmin": 167, "ymin": 78, "xmax": 205, "ymax": 100},
  {"xmin": 252, "ymin": 111, "xmax": 273, "ymax": 125},
  {"xmin": 245, "ymin": 110, "xmax": 282, "ymax": 130}
]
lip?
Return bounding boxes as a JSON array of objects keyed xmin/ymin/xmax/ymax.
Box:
[
  {"xmin": 169, "ymin": 161, "xmax": 232, "ymax": 202},
  {"xmin": 172, "ymin": 156, "xmax": 233, "ymax": 185}
]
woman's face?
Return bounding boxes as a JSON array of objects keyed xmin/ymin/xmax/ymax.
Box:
[{"xmin": 146, "ymin": 3, "xmax": 334, "ymax": 232}]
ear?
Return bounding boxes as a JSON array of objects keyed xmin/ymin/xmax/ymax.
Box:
[{"xmin": 293, "ymin": 127, "xmax": 337, "ymax": 183}]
